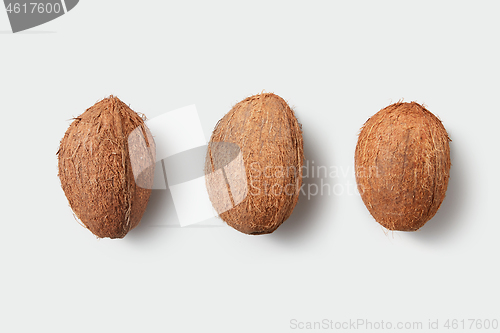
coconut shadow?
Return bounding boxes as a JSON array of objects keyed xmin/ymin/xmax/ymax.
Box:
[
  {"xmin": 407, "ymin": 132, "xmax": 467, "ymax": 242},
  {"xmin": 269, "ymin": 128, "xmax": 329, "ymax": 244},
  {"xmin": 126, "ymin": 179, "xmax": 177, "ymax": 242}
]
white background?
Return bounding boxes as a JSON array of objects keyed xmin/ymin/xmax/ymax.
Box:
[{"xmin": 1, "ymin": 1, "xmax": 499, "ymax": 332}]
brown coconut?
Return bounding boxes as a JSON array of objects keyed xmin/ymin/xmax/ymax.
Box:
[
  {"xmin": 205, "ymin": 93, "xmax": 304, "ymax": 235},
  {"xmin": 57, "ymin": 96, "xmax": 156, "ymax": 239},
  {"xmin": 355, "ymin": 101, "xmax": 451, "ymax": 231}
]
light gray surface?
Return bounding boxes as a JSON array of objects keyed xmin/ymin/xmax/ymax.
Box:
[{"xmin": 1, "ymin": 1, "xmax": 499, "ymax": 332}]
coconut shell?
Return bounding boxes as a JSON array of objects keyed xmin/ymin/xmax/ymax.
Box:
[
  {"xmin": 57, "ymin": 96, "xmax": 155, "ymax": 239},
  {"xmin": 205, "ymin": 93, "xmax": 304, "ymax": 235},
  {"xmin": 355, "ymin": 101, "xmax": 451, "ymax": 231}
]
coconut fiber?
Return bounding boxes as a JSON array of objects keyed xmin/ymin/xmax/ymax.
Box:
[
  {"xmin": 355, "ymin": 101, "xmax": 451, "ymax": 231},
  {"xmin": 57, "ymin": 96, "xmax": 155, "ymax": 239},
  {"xmin": 205, "ymin": 93, "xmax": 304, "ymax": 235}
]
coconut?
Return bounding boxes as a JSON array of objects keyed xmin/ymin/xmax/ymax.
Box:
[
  {"xmin": 355, "ymin": 101, "xmax": 451, "ymax": 231},
  {"xmin": 57, "ymin": 96, "xmax": 155, "ymax": 239},
  {"xmin": 205, "ymin": 93, "xmax": 304, "ymax": 235}
]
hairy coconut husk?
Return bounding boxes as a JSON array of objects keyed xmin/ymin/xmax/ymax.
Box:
[
  {"xmin": 355, "ymin": 101, "xmax": 451, "ymax": 231},
  {"xmin": 205, "ymin": 93, "xmax": 304, "ymax": 235},
  {"xmin": 57, "ymin": 96, "xmax": 155, "ymax": 239}
]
